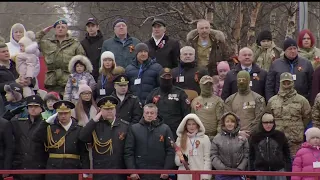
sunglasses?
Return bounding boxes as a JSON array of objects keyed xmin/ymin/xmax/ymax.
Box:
[{"xmin": 262, "ymin": 121, "xmax": 274, "ymax": 124}]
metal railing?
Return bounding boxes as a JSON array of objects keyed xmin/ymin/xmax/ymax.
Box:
[{"xmin": 1, "ymin": 169, "xmax": 319, "ymax": 180}]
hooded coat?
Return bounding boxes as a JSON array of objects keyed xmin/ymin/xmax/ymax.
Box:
[
  {"xmin": 174, "ymin": 113, "xmax": 212, "ymax": 180},
  {"xmin": 63, "ymin": 55, "xmax": 96, "ymax": 102},
  {"xmin": 292, "ymin": 142, "xmax": 320, "ymax": 180},
  {"xmin": 249, "ymin": 115, "xmax": 291, "ymax": 172},
  {"xmin": 267, "ymin": 82, "xmax": 311, "ymax": 156},
  {"xmin": 186, "ymin": 29, "xmax": 230, "ymax": 76},
  {"xmin": 6, "ymin": 23, "xmax": 27, "ymax": 59},
  {"xmin": 211, "ymin": 112, "xmax": 249, "ymax": 180}
]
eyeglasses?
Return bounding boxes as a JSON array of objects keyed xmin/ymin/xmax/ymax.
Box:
[{"xmin": 262, "ymin": 121, "xmax": 274, "ymax": 124}]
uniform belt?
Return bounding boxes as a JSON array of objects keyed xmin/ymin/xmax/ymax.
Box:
[{"xmin": 49, "ymin": 153, "xmax": 80, "ymax": 159}]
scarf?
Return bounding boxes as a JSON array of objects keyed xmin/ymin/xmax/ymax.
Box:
[{"xmin": 187, "ymin": 130, "xmax": 198, "ymax": 138}]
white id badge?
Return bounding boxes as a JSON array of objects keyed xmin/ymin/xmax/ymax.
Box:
[
  {"xmin": 193, "ymin": 149, "xmax": 198, "ymax": 156},
  {"xmin": 179, "ymin": 76, "xmax": 185, "ymax": 82},
  {"xmin": 249, "ymin": 81, "xmax": 253, "ymax": 87},
  {"xmin": 313, "ymin": 161, "xmax": 320, "ymax": 168},
  {"xmin": 99, "ymin": 89, "xmax": 106, "ymax": 95},
  {"xmin": 134, "ymin": 78, "xmax": 141, "ymax": 85},
  {"xmin": 292, "ymin": 74, "xmax": 297, "ymax": 81}
]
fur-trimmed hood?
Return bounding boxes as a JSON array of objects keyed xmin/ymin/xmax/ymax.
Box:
[
  {"xmin": 68, "ymin": 55, "xmax": 93, "ymax": 73},
  {"xmin": 186, "ymin": 29, "xmax": 226, "ymax": 44},
  {"xmin": 25, "ymin": 42, "xmax": 40, "ymax": 57},
  {"xmin": 176, "ymin": 113, "xmax": 206, "ymax": 138}
]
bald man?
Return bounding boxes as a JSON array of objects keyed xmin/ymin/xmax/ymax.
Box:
[
  {"xmin": 186, "ymin": 19, "xmax": 230, "ymax": 76},
  {"xmin": 221, "ymin": 47, "xmax": 267, "ymax": 100},
  {"xmin": 172, "ymin": 46, "xmax": 208, "ymax": 95}
]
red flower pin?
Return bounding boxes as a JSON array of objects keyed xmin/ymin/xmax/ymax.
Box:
[
  {"xmin": 54, "ymin": 129, "xmax": 60, "ymax": 134},
  {"xmin": 298, "ymin": 66, "xmax": 303, "ymax": 71},
  {"xmin": 153, "ymin": 95, "xmax": 160, "ymax": 104}
]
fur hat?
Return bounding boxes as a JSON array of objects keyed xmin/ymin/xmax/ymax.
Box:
[
  {"xmin": 44, "ymin": 91, "xmax": 61, "ymax": 102},
  {"xmin": 4, "ymin": 83, "xmax": 23, "ymax": 101},
  {"xmin": 68, "ymin": 55, "xmax": 93, "ymax": 73},
  {"xmin": 77, "ymin": 80, "xmax": 92, "ymax": 96},
  {"xmin": 283, "ymin": 38, "xmax": 297, "ymax": 51},
  {"xmin": 305, "ymin": 127, "xmax": 320, "ymax": 142},
  {"xmin": 19, "ymin": 31, "xmax": 36, "ymax": 48},
  {"xmin": 100, "ymin": 51, "xmax": 116, "ymax": 70},
  {"xmin": 112, "ymin": 66, "xmax": 125, "ymax": 76},
  {"xmin": 217, "ymin": 61, "xmax": 230, "ymax": 72}
]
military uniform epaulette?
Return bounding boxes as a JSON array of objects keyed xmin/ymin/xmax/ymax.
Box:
[
  {"xmin": 120, "ymin": 119, "xmax": 130, "ymax": 125},
  {"xmin": 18, "ymin": 118, "xmax": 28, "ymax": 121}
]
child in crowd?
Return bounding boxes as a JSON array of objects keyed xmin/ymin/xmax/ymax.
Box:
[
  {"xmin": 2, "ymin": 83, "xmax": 27, "ymax": 119},
  {"xmin": 212, "ymin": 61, "xmax": 230, "ymax": 97},
  {"xmin": 42, "ymin": 91, "xmax": 60, "ymax": 120},
  {"xmin": 211, "ymin": 112, "xmax": 249, "ymax": 180},
  {"xmin": 175, "ymin": 113, "xmax": 211, "ymax": 180},
  {"xmin": 292, "ymin": 127, "xmax": 320, "ymax": 180},
  {"xmin": 64, "ymin": 55, "xmax": 96, "ymax": 104},
  {"xmin": 16, "ymin": 31, "xmax": 40, "ymax": 97}
]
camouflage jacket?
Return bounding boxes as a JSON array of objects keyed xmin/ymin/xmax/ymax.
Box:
[
  {"xmin": 267, "ymin": 91, "xmax": 311, "ymax": 144},
  {"xmin": 312, "ymin": 93, "xmax": 320, "ymax": 128},
  {"xmin": 252, "ymin": 42, "xmax": 282, "ymax": 71},
  {"xmin": 36, "ymin": 31, "xmax": 85, "ymax": 71}
]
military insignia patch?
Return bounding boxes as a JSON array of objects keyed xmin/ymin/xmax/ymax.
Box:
[
  {"xmin": 120, "ymin": 77, "xmax": 126, "ymax": 82},
  {"xmin": 159, "ymin": 135, "xmax": 164, "ymax": 142},
  {"xmin": 119, "ymin": 132, "xmax": 125, "ymax": 141}
]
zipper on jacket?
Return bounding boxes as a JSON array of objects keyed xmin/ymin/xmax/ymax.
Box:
[{"xmin": 266, "ymin": 137, "xmax": 270, "ymax": 171}]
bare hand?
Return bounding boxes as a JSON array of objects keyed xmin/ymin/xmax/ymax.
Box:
[
  {"xmin": 93, "ymin": 111, "xmax": 102, "ymax": 122},
  {"xmin": 160, "ymin": 174, "xmax": 169, "ymax": 179},
  {"xmin": 43, "ymin": 25, "xmax": 54, "ymax": 33},
  {"xmin": 130, "ymin": 174, "xmax": 140, "ymax": 180}
]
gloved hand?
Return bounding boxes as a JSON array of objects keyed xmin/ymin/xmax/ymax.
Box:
[
  {"xmin": 46, "ymin": 113, "xmax": 57, "ymax": 124},
  {"xmin": 10, "ymin": 105, "xmax": 26, "ymax": 115}
]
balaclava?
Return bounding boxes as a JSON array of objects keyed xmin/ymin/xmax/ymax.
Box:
[
  {"xmin": 278, "ymin": 72, "xmax": 295, "ymax": 97},
  {"xmin": 199, "ymin": 75, "xmax": 213, "ymax": 97},
  {"xmin": 160, "ymin": 68, "xmax": 173, "ymax": 93},
  {"xmin": 237, "ymin": 71, "xmax": 250, "ymax": 95}
]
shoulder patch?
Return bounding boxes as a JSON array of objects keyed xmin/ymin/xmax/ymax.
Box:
[
  {"xmin": 120, "ymin": 119, "xmax": 130, "ymax": 125},
  {"xmin": 18, "ymin": 118, "xmax": 28, "ymax": 121}
]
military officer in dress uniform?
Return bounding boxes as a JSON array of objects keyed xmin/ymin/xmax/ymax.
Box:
[
  {"xmin": 11, "ymin": 95, "xmax": 47, "ymax": 180},
  {"xmin": 111, "ymin": 75, "xmax": 142, "ymax": 124},
  {"xmin": 79, "ymin": 96, "xmax": 129, "ymax": 180},
  {"xmin": 145, "ymin": 67, "xmax": 191, "ymax": 140},
  {"xmin": 32, "ymin": 100, "xmax": 89, "ymax": 180}
]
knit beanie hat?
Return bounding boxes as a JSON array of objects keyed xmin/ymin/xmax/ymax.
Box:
[
  {"xmin": 217, "ymin": 61, "xmax": 230, "ymax": 72},
  {"xmin": 298, "ymin": 29, "xmax": 316, "ymax": 48},
  {"xmin": 305, "ymin": 127, "xmax": 320, "ymax": 142},
  {"xmin": 100, "ymin": 51, "xmax": 116, "ymax": 70},
  {"xmin": 113, "ymin": 18, "xmax": 126, "ymax": 29},
  {"xmin": 283, "ymin": 38, "xmax": 297, "ymax": 51},
  {"xmin": 18, "ymin": 31, "xmax": 36, "ymax": 48},
  {"xmin": 4, "ymin": 82, "xmax": 23, "ymax": 101},
  {"xmin": 44, "ymin": 91, "xmax": 61, "ymax": 102},
  {"xmin": 257, "ymin": 30, "xmax": 272, "ymax": 45},
  {"xmin": 77, "ymin": 80, "xmax": 92, "ymax": 96},
  {"xmin": 135, "ymin": 43, "xmax": 149, "ymax": 53}
]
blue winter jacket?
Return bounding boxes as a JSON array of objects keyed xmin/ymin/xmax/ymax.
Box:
[{"xmin": 125, "ymin": 58, "xmax": 163, "ymax": 104}]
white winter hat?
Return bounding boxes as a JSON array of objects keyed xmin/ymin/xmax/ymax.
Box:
[
  {"xmin": 100, "ymin": 51, "xmax": 116, "ymax": 69},
  {"xmin": 305, "ymin": 127, "xmax": 320, "ymax": 142},
  {"xmin": 19, "ymin": 31, "xmax": 36, "ymax": 48}
]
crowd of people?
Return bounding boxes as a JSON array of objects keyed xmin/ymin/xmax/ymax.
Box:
[{"xmin": 0, "ymin": 16, "xmax": 320, "ymax": 180}]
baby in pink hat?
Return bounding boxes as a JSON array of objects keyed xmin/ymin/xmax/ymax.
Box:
[{"xmin": 212, "ymin": 61, "xmax": 230, "ymax": 97}]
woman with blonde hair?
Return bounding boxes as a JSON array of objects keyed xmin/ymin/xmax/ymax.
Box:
[
  {"xmin": 175, "ymin": 113, "xmax": 211, "ymax": 180},
  {"xmin": 96, "ymin": 51, "xmax": 125, "ymax": 101}
]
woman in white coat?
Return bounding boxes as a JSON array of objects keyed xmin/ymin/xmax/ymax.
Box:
[
  {"xmin": 175, "ymin": 113, "xmax": 212, "ymax": 180},
  {"xmin": 6, "ymin": 23, "xmax": 26, "ymax": 59}
]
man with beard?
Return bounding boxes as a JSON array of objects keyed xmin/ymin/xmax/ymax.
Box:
[
  {"xmin": 79, "ymin": 96, "xmax": 129, "ymax": 180},
  {"xmin": 267, "ymin": 72, "xmax": 311, "ymax": 157},
  {"xmin": 225, "ymin": 71, "xmax": 266, "ymax": 139},
  {"xmin": 145, "ymin": 68, "xmax": 191, "ymax": 140},
  {"xmin": 11, "ymin": 95, "xmax": 47, "ymax": 180},
  {"xmin": 111, "ymin": 75, "xmax": 142, "ymax": 124},
  {"xmin": 32, "ymin": 100, "xmax": 89, "ymax": 180}
]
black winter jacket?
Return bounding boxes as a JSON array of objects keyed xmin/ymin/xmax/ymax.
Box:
[
  {"xmin": 81, "ymin": 31, "xmax": 105, "ymax": 81},
  {"xmin": 125, "ymin": 58, "xmax": 163, "ymax": 103},
  {"xmin": 265, "ymin": 55, "xmax": 313, "ymax": 102},
  {"xmin": 0, "ymin": 117, "xmax": 13, "ymax": 170},
  {"xmin": 145, "ymin": 35, "xmax": 180, "ymax": 69},
  {"xmin": 112, "ymin": 91, "xmax": 142, "ymax": 124},
  {"xmin": 221, "ymin": 63, "xmax": 267, "ymax": 101},
  {"xmin": 124, "ymin": 117, "xmax": 175, "ymax": 180},
  {"xmin": 0, "ymin": 60, "xmax": 19, "ymax": 104}
]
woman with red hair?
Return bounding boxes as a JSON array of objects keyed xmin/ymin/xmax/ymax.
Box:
[{"xmin": 298, "ymin": 29, "xmax": 320, "ymax": 69}]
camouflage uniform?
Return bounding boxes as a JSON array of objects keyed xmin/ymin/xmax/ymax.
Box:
[
  {"xmin": 36, "ymin": 31, "xmax": 85, "ymax": 93},
  {"xmin": 252, "ymin": 42, "xmax": 282, "ymax": 72},
  {"xmin": 267, "ymin": 72, "xmax": 311, "ymax": 156},
  {"xmin": 312, "ymin": 93, "xmax": 320, "ymax": 128}
]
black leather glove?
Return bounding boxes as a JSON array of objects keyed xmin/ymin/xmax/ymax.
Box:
[
  {"xmin": 10, "ymin": 105, "xmax": 26, "ymax": 115},
  {"xmin": 183, "ymin": 154, "xmax": 188, "ymax": 162}
]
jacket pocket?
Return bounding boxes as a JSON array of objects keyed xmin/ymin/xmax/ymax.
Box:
[{"xmin": 44, "ymin": 50, "xmax": 56, "ymax": 65}]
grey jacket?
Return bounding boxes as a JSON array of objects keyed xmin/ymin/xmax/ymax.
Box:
[{"xmin": 211, "ymin": 112, "xmax": 249, "ymax": 170}]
